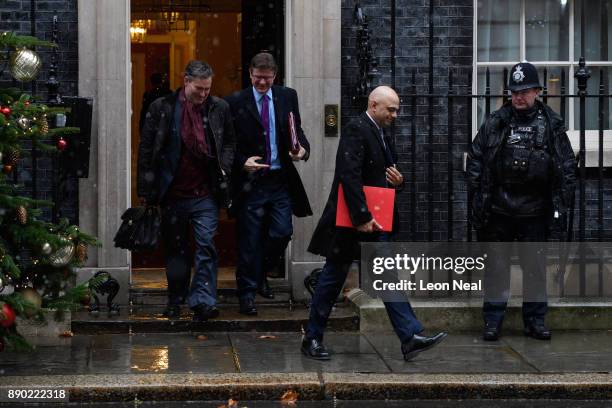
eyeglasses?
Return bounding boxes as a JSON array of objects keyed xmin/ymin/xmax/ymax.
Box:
[{"xmin": 251, "ymin": 75, "xmax": 275, "ymax": 81}]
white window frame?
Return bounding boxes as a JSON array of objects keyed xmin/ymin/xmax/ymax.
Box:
[{"xmin": 472, "ymin": 0, "xmax": 612, "ymax": 166}]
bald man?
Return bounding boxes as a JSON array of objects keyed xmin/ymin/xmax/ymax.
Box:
[{"xmin": 303, "ymin": 86, "xmax": 447, "ymax": 361}]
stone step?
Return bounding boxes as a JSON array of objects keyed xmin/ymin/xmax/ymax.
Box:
[
  {"xmin": 348, "ymin": 289, "xmax": 612, "ymax": 332},
  {"xmin": 72, "ymin": 304, "xmax": 359, "ymax": 334},
  {"xmin": 2, "ymin": 372, "xmax": 611, "ymax": 402},
  {"xmin": 130, "ymin": 276, "xmax": 292, "ymax": 306},
  {"xmin": 129, "ymin": 287, "xmax": 292, "ymax": 306}
]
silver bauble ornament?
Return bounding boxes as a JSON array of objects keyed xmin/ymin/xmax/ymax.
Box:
[
  {"xmin": 42, "ymin": 242, "xmax": 52, "ymax": 255},
  {"xmin": 49, "ymin": 238, "xmax": 75, "ymax": 267},
  {"xmin": 9, "ymin": 48, "xmax": 42, "ymax": 82},
  {"xmin": 17, "ymin": 116, "xmax": 31, "ymax": 130}
]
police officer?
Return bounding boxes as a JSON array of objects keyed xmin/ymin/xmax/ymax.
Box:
[{"xmin": 467, "ymin": 62, "xmax": 576, "ymax": 341}]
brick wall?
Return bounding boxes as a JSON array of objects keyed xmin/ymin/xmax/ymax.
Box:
[{"xmin": 0, "ymin": 0, "xmax": 79, "ymax": 224}]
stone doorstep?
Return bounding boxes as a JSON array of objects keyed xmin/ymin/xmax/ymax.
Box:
[
  {"xmin": 347, "ymin": 289, "xmax": 612, "ymax": 332},
  {"xmin": 1, "ymin": 373, "xmax": 612, "ymax": 401},
  {"xmin": 70, "ymin": 304, "xmax": 359, "ymax": 334}
]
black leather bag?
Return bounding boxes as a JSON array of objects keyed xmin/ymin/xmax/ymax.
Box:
[{"xmin": 113, "ymin": 206, "xmax": 161, "ymax": 251}]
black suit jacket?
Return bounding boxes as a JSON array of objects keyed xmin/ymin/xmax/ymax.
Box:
[
  {"xmin": 225, "ymin": 85, "xmax": 312, "ymax": 217},
  {"xmin": 308, "ymin": 112, "xmax": 401, "ymax": 262}
]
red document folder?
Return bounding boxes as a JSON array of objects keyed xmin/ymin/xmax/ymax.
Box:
[{"xmin": 336, "ymin": 184, "xmax": 395, "ymax": 232}]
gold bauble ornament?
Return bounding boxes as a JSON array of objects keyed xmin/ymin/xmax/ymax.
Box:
[
  {"xmin": 18, "ymin": 287, "xmax": 42, "ymax": 314},
  {"xmin": 15, "ymin": 206, "xmax": 27, "ymax": 225},
  {"xmin": 49, "ymin": 238, "xmax": 75, "ymax": 267},
  {"xmin": 9, "ymin": 48, "xmax": 42, "ymax": 82}
]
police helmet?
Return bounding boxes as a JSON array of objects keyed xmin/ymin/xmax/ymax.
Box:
[{"xmin": 508, "ymin": 62, "xmax": 542, "ymax": 92}]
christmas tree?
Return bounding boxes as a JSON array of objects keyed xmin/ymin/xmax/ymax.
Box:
[{"xmin": 0, "ymin": 32, "xmax": 98, "ymax": 351}]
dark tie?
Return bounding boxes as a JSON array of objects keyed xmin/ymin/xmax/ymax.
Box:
[
  {"xmin": 261, "ymin": 94, "xmax": 271, "ymax": 165},
  {"xmin": 381, "ymin": 130, "xmax": 393, "ymax": 167}
]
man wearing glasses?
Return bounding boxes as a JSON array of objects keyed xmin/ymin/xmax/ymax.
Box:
[{"xmin": 226, "ymin": 52, "xmax": 312, "ymax": 315}]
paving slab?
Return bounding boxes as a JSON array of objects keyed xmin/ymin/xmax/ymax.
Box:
[
  {"xmin": 88, "ymin": 346, "xmax": 237, "ymax": 374},
  {"xmin": 502, "ymin": 331, "xmax": 612, "ymax": 373},
  {"xmin": 237, "ymin": 352, "xmax": 390, "ymax": 374},
  {"xmin": 365, "ymin": 333, "xmax": 538, "ymax": 373},
  {"xmin": 229, "ymin": 332, "xmax": 377, "ymax": 355}
]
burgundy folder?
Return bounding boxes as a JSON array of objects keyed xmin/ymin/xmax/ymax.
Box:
[{"xmin": 288, "ymin": 112, "xmax": 301, "ymax": 154}]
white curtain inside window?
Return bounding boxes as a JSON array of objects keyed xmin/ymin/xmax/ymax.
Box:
[
  {"xmin": 575, "ymin": 0, "xmax": 611, "ymax": 61},
  {"xmin": 477, "ymin": 0, "xmax": 520, "ymax": 62},
  {"xmin": 526, "ymin": 0, "xmax": 569, "ymax": 61}
]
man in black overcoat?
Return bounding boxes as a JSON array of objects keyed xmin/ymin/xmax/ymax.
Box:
[
  {"xmin": 303, "ymin": 86, "xmax": 447, "ymax": 361},
  {"xmin": 225, "ymin": 52, "xmax": 312, "ymax": 315}
]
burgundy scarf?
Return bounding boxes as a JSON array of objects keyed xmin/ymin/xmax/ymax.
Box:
[{"xmin": 179, "ymin": 88, "xmax": 209, "ymax": 159}]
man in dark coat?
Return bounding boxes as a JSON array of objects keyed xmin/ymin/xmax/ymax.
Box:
[
  {"xmin": 137, "ymin": 60, "xmax": 236, "ymax": 321},
  {"xmin": 303, "ymin": 86, "xmax": 447, "ymax": 361},
  {"xmin": 467, "ymin": 62, "xmax": 577, "ymax": 341},
  {"xmin": 225, "ymin": 52, "xmax": 312, "ymax": 315},
  {"xmin": 139, "ymin": 72, "xmax": 171, "ymax": 132}
]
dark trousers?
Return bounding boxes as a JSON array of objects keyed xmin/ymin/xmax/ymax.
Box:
[
  {"xmin": 479, "ymin": 214, "xmax": 548, "ymax": 325},
  {"xmin": 305, "ymin": 235, "xmax": 423, "ymax": 344},
  {"xmin": 161, "ymin": 196, "xmax": 219, "ymax": 309},
  {"xmin": 236, "ymin": 172, "xmax": 293, "ymax": 301}
]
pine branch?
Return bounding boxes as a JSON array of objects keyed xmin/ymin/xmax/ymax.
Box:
[{"xmin": 0, "ymin": 32, "xmax": 55, "ymax": 49}]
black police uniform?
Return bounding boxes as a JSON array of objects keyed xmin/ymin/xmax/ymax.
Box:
[{"xmin": 467, "ymin": 62, "xmax": 577, "ymax": 339}]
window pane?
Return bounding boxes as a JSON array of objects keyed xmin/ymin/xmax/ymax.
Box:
[
  {"xmin": 538, "ymin": 66, "xmax": 570, "ymax": 125},
  {"xmin": 526, "ymin": 0, "xmax": 569, "ymax": 61},
  {"xmin": 476, "ymin": 67, "xmax": 506, "ymax": 126},
  {"xmin": 477, "ymin": 0, "xmax": 520, "ymax": 62},
  {"xmin": 574, "ymin": 0, "xmax": 612, "ymax": 61},
  {"xmin": 574, "ymin": 67, "xmax": 612, "ymax": 130}
]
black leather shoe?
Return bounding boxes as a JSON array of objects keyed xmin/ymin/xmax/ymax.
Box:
[
  {"xmin": 192, "ymin": 304, "xmax": 220, "ymax": 322},
  {"xmin": 239, "ymin": 298, "xmax": 258, "ymax": 316},
  {"xmin": 483, "ymin": 321, "xmax": 501, "ymax": 341},
  {"xmin": 301, "ymin": 338, "xmax": 331, "ymax": 360},
  {"xmin": 524, "ymin": 320, "xmax": 551, "ymax": 340},
  {"xmin": 162, "ymin": 304, "xmax": 181, "ymax": 319},
  {"xmin": 258, "ymin": 278, "xmax": 275, "ymax": 299},
  {"xmin": 401, "ymin": 332, "xmax": 447, "ymax": 361}
]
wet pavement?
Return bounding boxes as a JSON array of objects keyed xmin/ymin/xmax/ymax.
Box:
[
  {"xmin": 1, "ymin": 331, "xmax": 612, "ymax": 403},
  {"xmin": 1, "ymin": 331, "xmax": 612, "ymax": 376}
]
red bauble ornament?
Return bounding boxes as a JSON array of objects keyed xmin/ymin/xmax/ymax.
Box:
[
  {"xmin": 2, "ymin": 165, "xmax": 13, "ymax": 174},
  {"xmin": 57, "ymin": 138, "xmax": 68, "ymax": 151},
  {"xmin": 0, "ymin": 304, "xmax": 16, "ymax": 328},
  {"xmin": 0, "ymin": 107, "xmax": 11, "ymax": 117}
]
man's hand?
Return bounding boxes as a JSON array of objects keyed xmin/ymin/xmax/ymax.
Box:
[
  {"xmin": 244, "ymin": 156, "xmax": 270, "ymax": 173},
  {"xmin": 356, "ymin": 218, "xmax": 383, "ymax": 233},
  {"xmin": 289, "ymin": 145, "xmax": 306, "ymax": 161},
  {"xmin": 386, "ymin": 165, "xmax": 403, "ymax": 187}
]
